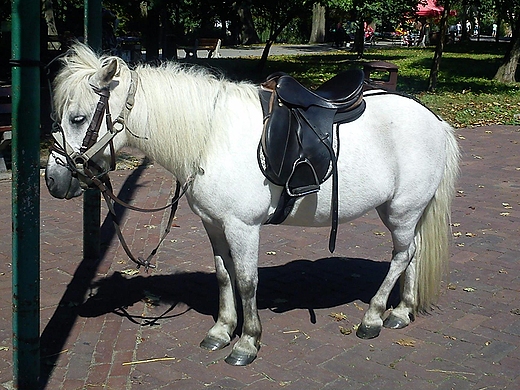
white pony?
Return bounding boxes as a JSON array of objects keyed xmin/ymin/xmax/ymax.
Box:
[{"xmin": 45, "ymin": 44, "xmax": 460, "ymax": 366}]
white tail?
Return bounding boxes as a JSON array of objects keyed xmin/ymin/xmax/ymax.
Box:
[{"xmin": 415, "ymin": 124, "xmax": 461, "ymax": 312}]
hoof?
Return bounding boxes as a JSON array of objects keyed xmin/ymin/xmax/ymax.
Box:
[
  {"xmin": 356, "ymin": 323, "xmax": 381, "ymax": 339},
  {"xmin": 224, "ymin": 350, "xmax": 257, "ymax": 366},
  {"xmin": 200, "ymin": 336, "xmax": 229, "ymax": 351},
  {"xmin": 383, "ymin": 313, "xmax": 409, "ymax": 329}
]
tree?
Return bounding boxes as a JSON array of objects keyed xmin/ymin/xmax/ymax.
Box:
[
  {"xmin": 42, "ymin": 0, "xmax": 59, "ymax": 48},
  {"xmin": 235, "ymin": 0, "xmax": 261, "ymax": 44},
  {"xmin": 427, "ymin": 0, "xmax": 452, "ymax": 91},
  {"xmin": 328, "ymin": 0, "xmax": 419, "ymax": 57},
  {"xmin": 494, "ymin": 0, "xmax": 520, "ymax": 82},
  {"xmin": 253, "ymin": 0, "xmax": 313, "ymax": 70},
  {"xmin": 309, "ymin": 3, "xmax": 326, "ymax": 43}
]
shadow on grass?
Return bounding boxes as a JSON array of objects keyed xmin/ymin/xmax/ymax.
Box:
[{"xmin": 189, "ymin": 40, "xmax": 517, "ymax": 95}]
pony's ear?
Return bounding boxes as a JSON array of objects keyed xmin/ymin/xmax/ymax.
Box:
[{"xmin": 89, "ymin": 58, "xmax": 118, "ymax": 90}]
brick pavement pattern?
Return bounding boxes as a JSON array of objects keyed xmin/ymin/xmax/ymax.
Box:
[{"xmin": 0, "ymin": 125, "xmax": 519, "ymax": 389}]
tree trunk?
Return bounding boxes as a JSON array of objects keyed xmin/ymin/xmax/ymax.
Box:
[
  {"xmin": 428, "ymin": 3, "xmax": 450, "ymax": 91},
  {"xmin": 145, "ymin": 4, "xmax": 160, "ymax": 61},
  {"xmin": 494, "ymin": 37, "xmax": 520, "ymax": 82},
  {"xmin": 236, "ymin": 0, "xmax": 260, "ymax": 44},
  {"xmin": 42, "ymin": 0, "xmax": 59, "ymax": 49},
  {"xmin": 354, "ymin": 19, "xmax": 365, "ymax": 58},
  {"xmin": 256, "ymin": 14, "xmax": 295, "ymax": 72},
  {"xmin": 494, "ymin": 16, "xmax": 520, "ymax": 83},
  {"xmin": 309, "ymin": 3, "xmax": 326, "ymax": 43}
]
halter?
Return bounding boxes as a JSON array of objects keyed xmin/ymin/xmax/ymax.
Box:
[{"xmin": 51, "ymin": 69, "xmax": 139, "ymax": 180}]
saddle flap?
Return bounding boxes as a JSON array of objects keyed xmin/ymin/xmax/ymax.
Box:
[
  {"xmin": 261, "ymin": 96, "xmax": 295, "ymax": 179},
  {"xmin": 261, "ymin": 98, "xmax": 335, "ymax": 189}
]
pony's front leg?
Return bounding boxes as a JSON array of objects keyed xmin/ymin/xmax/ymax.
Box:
[
  {"xmin": 200, "ymin": 222, "xmax": 238, "ymax": 351},
  {"xmin": 223, "ymin": 222, "xmax": 262, "ymax": 366},
  {"xmin": 200, "ymin": 221, "xmax": 262, "ymax": 366}
]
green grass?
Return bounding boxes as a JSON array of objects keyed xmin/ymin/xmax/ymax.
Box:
[{"xmin": 203, "ymin": 41, "xmax": 520, "ymax": 128}]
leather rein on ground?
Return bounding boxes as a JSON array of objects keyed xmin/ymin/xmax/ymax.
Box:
[{"xmin": 50, "ymin": 70, "xmax": 191, "ymax": 271}]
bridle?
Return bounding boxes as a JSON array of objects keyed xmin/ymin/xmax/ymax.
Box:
[
  {"xmin": 49, "ymin": 66, "xmax": 191, "ymax": 271},
  {"xmin": 50, "ymin": 69, "xmax": 139, "ymax": 181}
]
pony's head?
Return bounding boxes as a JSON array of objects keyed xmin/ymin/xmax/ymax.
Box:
[{"xmin": 45, "ymin": 44, "xmax": 135, "ymax": 199}]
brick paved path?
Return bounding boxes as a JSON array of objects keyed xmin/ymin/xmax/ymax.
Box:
[{"xmin": 0, "ymin": 125, "xmax": 519, "ymax": 389}]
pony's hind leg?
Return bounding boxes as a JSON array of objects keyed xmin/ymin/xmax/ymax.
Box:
[
  {"xmin": 356, "ymin": 204, "xmax": 420, "ymax": 339},
  {"xmin": 200, "ymin": 222, "xmax": 238, "ymax": 351},
  {"xmin": 383, "ymin": 255, "xmax": 417, "ymax": 329}
]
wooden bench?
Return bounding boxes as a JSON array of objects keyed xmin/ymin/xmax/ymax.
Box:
[
  {"xmin": 181, "ymin": 38, "xmax": 222, "ymax": 59},
  {"xmin": 363, "ymin": 61, "xmax": 398, "ymax": 91},
  {"xmin": 0, "ymin": 85, "xmax": 12, "ymax": 172}
]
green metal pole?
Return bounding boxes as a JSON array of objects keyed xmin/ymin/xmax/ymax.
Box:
[
  {"xmin": 83, "ymin": 0, "xmax": 102, "ymax": 261},
  {"xmin": 11, "ymin": 0, "xmax": 41, "ymax": 388}
]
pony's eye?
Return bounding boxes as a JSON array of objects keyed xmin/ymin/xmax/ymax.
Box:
[{"xmin": 71, "ymin": 115, "xmax": 86, "ymax": 125}]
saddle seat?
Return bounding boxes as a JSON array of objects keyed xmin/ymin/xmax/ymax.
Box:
[{"xmin": 265, "ymin": 69, "xmax": 364, "ymax": 113}]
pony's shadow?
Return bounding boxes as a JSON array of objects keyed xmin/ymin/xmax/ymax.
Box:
[{"xmin": 78, "ymin": 257, "xmax": 397, "ymax": 324}]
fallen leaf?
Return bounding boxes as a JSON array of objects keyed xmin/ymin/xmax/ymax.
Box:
[
  {"xmin": 329, "ymin": 312, "xmax": 347, "ymax": 321},
  {"xmin": 339, "ymin": 326, "xmax": 352, "ymax": 335},
  {"xmin": 142, "ymin": 290, "xmax": 161, "ymax": 306},
  {"xmin": 395, "ymin": 338, "xmax": 416, "ymax": 347},
  {"xmin": 121, "ymin": 268, "xmax": 140, "ymax": 276}
]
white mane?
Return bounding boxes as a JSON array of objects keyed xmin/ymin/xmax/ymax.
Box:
[{"xmin": 54, "ymin": 44, "xmax": 261, "ymax": 181}]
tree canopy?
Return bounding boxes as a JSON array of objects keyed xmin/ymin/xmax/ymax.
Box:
[{"xmin": 0, "ymin": 0, "xmax": 517, "ymax": 83}]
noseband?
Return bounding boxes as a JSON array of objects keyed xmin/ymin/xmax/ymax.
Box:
[{"xmin": 51, "ymin": 69, "xmax": 138, "ymax": 181}]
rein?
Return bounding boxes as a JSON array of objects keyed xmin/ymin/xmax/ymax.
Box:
[
  {"xmin": 91, "ymin": 174, "xmax": 192, "ymax": 271},
  {"xmin": 49, "ymin": 65, "xmax": 190, "ymax": 271}
]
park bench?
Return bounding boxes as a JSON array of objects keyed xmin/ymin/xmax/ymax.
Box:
[
  {"xmin": 181, "ymin": 38, "xmax": 222, "ymax": 58},
  {"xmin": 0, "ymin": 85, "xmax": 11, "ymax": 172},
  {"xmin": 363, "ymin": 61, "xmax": 398, "ymax": 91}
]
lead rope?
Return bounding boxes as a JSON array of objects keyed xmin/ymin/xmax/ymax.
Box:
[{"xmin": 85, "ymin": 166, "xmax": 194, "ymax": 271}]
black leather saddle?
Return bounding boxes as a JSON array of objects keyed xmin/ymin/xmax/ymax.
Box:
[{"xmin": 258, "ymin": 69, "xmax": 366, "ymax": 252}]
